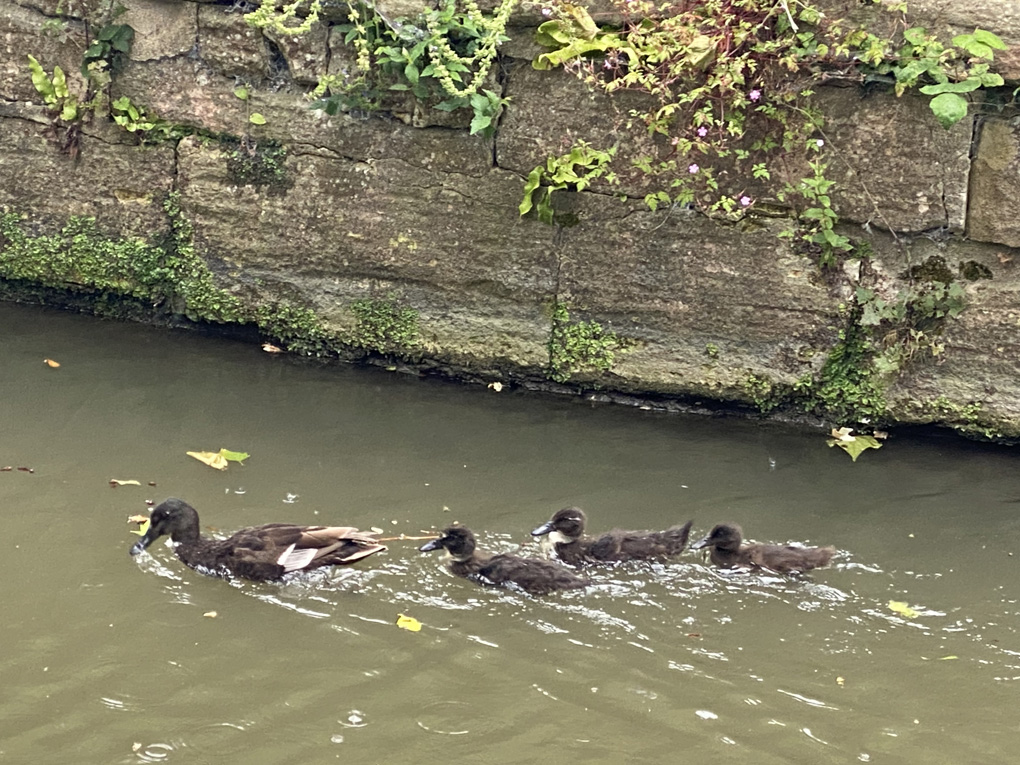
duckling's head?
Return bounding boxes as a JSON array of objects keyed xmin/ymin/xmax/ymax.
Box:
[
  {"xmin": 129, "ymin": 498, "xmax": 199, "ymax": 556},
  {"xmin": 691, "ymin": 523, "xmax": 744, "ymax": 552},
  {"xmin": 419, "ymin": 526, "xmax": 477, "ymax": 562},
  {"xmin": 531, "ymin": 506, "xmax": 587, "ymax": 544}
]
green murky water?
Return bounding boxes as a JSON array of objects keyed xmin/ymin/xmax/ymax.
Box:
[{"xmin": 2, "ymin": 302, "xmax": 1019, "ymax": 764}]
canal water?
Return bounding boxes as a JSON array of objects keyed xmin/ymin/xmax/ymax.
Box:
[{"xmin": 2, "ymin": 302, "xmax": 1018, "ymax": 764}]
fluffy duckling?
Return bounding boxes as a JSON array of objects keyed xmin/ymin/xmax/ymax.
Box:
[
  {"xmin": 129, "ymin": 498, "xmax": 386, "ymax": 582},
  {"xmin": 531, "ymin": 506, "xmax": 693, "ymax": 565},
  {"xmin": 691, "ymin": 523, "xmax": 834, "ymax": 574},
  {"xmin": 419, "ymin": 526, "xmax": 589, "ymax": 595}
]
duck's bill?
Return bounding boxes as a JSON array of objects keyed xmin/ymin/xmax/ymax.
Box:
[
  {"xmin": 530, "ymin": 521, "xmax": 554, "ymax": 537},
  {"xmin": 129, "ymin": 531, "xmax": 158, "ymax": 556},
  {"xmin": 418, "ymin": 538, "xmax": 442, "ymax": 552},
  {"xmin": 690, "ymin": 534, "xmax": 711, "ymax": 550}
]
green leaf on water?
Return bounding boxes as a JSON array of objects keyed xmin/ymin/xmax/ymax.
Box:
[
  {"xmin": 888, "ymin": 600, "xmax": 919, "ymax": 619},
  {"xmin": 187, "ymin": 448, "xmax": 250, "ymax": 470},
  {"xmin": 827, "ymin": 428, "xmax": 882, "ymax": 461}
]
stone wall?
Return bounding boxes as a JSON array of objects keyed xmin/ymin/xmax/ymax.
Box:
[{"xmin": 2, "ymin": 0, "xmax": 1020, "ymax": 438}]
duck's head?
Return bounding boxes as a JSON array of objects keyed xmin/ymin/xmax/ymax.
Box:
[
  {"xmin": 419, "ymin": 526, "xmax": 476, "ymax": 562},
  {"xmin": 691, "ymin": 523, "xmax": 743, "ymax": 552},
  {"xmin": 129, "ymin": 498, "xmax": 200, "ymax": 556},
  {"xmin": 531, "ymin": 506, "xmax": 587, "ymax": 544}
]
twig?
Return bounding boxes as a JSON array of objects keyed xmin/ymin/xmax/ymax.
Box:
[{"xmin": 376, "ymin": 534, "xmax": 439, "ymax": 542}]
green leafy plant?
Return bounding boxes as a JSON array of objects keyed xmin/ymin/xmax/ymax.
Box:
[
  {"xmin": 857, "ymin": 26, "xmax": 1006, "ymax": 128},
  {"xmin": 520, "ymin": 141, "xmax": 617, "ymax": 225},
  {"xmin": 548, "ymin": 302, "xmax": 623, "ymax": 382},
  {"xmin": 254, "ymin": 0, "xmax": 515, "ymax": 137},
  {"xmin": 349, "ymin": 297, "xmax": 419, "ymax": 353},
  {"xmin": 27, "ymin": 55, "xmax": 81, "ymax": 122},
  {"xmin": 779, "ymin": 156, "xmax": 853, "ymax": 267},
  {"xmin": 81, "ymin": 23, "xmax": 135, "ymax": 79}
]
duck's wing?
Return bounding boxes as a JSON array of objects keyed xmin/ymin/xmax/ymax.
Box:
[
  {"xmin": 479, "ymin": 554, "xmax": 589, "ymax": 595},
  {"xmin": 222, "ymin": 524, "xmax": 385, "ymax": 576},
  {"xmin": 750, "ymin": 543, "xmax": 835, "ymax": 574},
  {"xmin": 611, "ymin": 520, "xmax": 694, "ymax": 561}
]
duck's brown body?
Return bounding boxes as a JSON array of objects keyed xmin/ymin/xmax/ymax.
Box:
[
  {"xmin": 130, "ymin": 498, "xmax": 386, "ymax": 582},
  {"xmin": 420, "ymin": 526, "xmax": 589, "ymax": 595},
  {"xmin": 531, "ymin": 507, "xmax": 693, "ymax": 565},
  {"xmin": 692, "ymin": 523, "xmax": 834, "ymax": 574}
]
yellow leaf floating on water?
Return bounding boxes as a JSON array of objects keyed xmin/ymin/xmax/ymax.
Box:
[
  {"xmin": 187, "ymin": 448, "xmax": 250, "ymax": 471},
  {"xmin": 203, "ymin": 611, "xmax": 218, "ymax": 618},
  {"xmin": 836, "ymin": 676, "xmax": 845, "ymax": 687},
  {"xmin": 938, "ymin": 655, "xmax": 958, "ymax": 661},
  {"xmin": 128, "ymin": 516, "xmax": 150, "ymax": 536},
  {"xmin": 396, "ymin": 613, "xmax": 422, "ymax": 632},
  {"xmin": 110, "ymin": 479, "xmax": 142, "ymax": 486},
  {"xmin": 43, "ymin": 358, "xmax": 61, "ymax": 368},
  {"xmin": 888, "ymin": 600, "xmax": 920, "ymax": 619}
]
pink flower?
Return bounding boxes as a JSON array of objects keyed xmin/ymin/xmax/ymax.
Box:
[
  {"xmin": 697, "ymin": 126, "xmax": 708, "ymax": 137},
  {"xmin": 688, "ymin": 163, "xmax": 699, "ymax": 174},
  {"xmin": 749, "ymin": 89, "xmax": 761, "ymax": 102},
  {"xmin": 740, "ymin": 195, "xmax": 752, "ymax": 207}
]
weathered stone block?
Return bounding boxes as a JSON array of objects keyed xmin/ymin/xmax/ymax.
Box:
[
  {"xmin": 121, "ymin": 0, "xmax": 197, "ymax": 62},
  {"xmin": 0, "ymin": 2, "xmax": 87, "ymax": 104},
  {"xmin": 820, "ymin": 88, "xmax": 972, "ymax": 233},
  {"xmin": 0, "ymin": 113, "xmax": 174, "ymax": 236},
  {"xmin": 968, "ymin": 117, "xmax": 1020, "ymax": 248},
  {"xmin": 176, "ymin": 136, "xmax": 557, "ymax": 370},
  {"xmin": 197, "ymin": 4, "xmax": 271, "ymax": 82}
]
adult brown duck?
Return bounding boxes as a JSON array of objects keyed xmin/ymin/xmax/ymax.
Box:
[
  {"xmin": 691, "ymin": 523, "xmax": 835, "ymax": 574},
  {"xmin": 419, "ymin": 526, "xmax": 589, "ymax": 595},
  {"xmin": 531, "ymin": 506, "xmax": 693, "ymax": 565},
  {"xmin": 129, "ymin": 498, "xmax": 386, "ymax": 582}
]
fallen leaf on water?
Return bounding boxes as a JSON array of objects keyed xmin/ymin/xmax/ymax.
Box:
[
  {"xmin": 127, "ymin": 515, "xmax": 149, "ymax": 524},
  {"xmin": 888, "ymin": 600, "xmax": 920, "ymax": 619},
  {"xmin": 1, "ymin": 466, "xmax": 11, "ymax": 472},
  {"xmin": 261, "ymin": 343, "xmax": 282, "ymax": 353},
  {"xmin": 17, "ymin": 466, "xmax": 34, "ymax": 473},
  {"xmin": 43, "ymin": 358, "xmax": 60, "ymax": 368},
  {"xmin": 132, "ymin": 743, "xmax": 142, "ymax": 753},
  {"xmin": 872, "ymin": 430, "xmax": 889, "ymax": 440},
  {"xmin": 396, "ymin": 613, "xmax": 422, "ymax": 632},
  {"xmin": 187, "ymin": 448, "xmax": 250, "ymax": 471},
  {"xmin": 129, "ymin": 517, "xmax": 150, "ymax": 536},
  {"xmin": 203, "ymin": 611, "xmax": 218, "ymax": 618},
  {"xmin": 487, "ymin": 381, "xmax": 503, "ymax": 392},
  {"xmin": 836, "ymin": 676, "xmax": 845, "ymax": 687},
  {"xmin": 110, "ymin": 479, "xmax": 142, "ymax": 487},
  {"xmin": 828, "ymin": 428, "xmax": 882, "ymax": 462},
  {"xmin": 937, "ymin": 655, "xmax": 958, "ymax": 660}
]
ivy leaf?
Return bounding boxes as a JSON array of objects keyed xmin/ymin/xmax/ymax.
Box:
[{"xmin": 928, "ymin": 92, "xmax": 968, "ymax": 130}]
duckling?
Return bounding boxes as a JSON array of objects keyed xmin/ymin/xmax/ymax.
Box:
[
  {"xmin": 419, "ymin": 526, "xmax": 589, "ymax": 595},
  {"xmin": 531, "ymin": 506, "xmax": 693, "ymax": 565},
  {"xmin": 691, "ymin": 523, "xmax": 834, "ymax": 574},
  {"xmin": 129, "ymin": 498, "xmax": 386, "ymax": 582}
]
